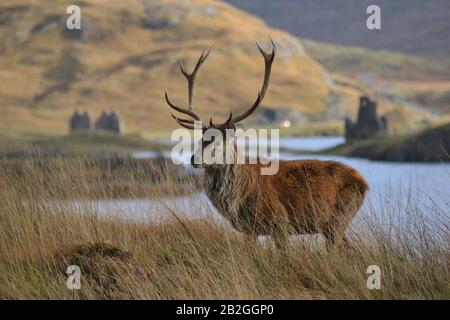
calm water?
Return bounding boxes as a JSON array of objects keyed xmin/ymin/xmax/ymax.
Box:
[
  {"xmin": 134, "ymin": 136, "xmax": 345, "ymax": 160},
  {"xmin": 277, "ymin": 136, "xmax": 345, "ymax": 151},
  {"xmin": 88, "ymin": 137, "xmax": 450, "ymax": 230}
]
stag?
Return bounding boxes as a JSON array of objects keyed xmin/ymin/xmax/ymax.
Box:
[{"xmin": 165, "ymin": 40, "xmax": 368, "ymax": 248}]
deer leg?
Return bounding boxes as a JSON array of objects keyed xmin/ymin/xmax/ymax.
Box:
[
  {"xmin": 271, "ymin": 221, "xmax": 290, "ymax": 251},
  {"xmin": 322, "ymin": 227, "xmax": 336, "ymax": 250},
  {"xmin": 322, "ymin": 221, "xmax": 351, "ymax": 250},
  {"xmin": 270, "ymin": 205, "xmax": 292, "ymax": 251}
]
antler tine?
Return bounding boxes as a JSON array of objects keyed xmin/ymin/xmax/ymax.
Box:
[
  {"xmin": 256, "ymin": 39, "xmax": 276, "ymax": 101},
  {"xmin": 210, "ymin": 111, "xmax": 233, "ymax": 128},
  {"xmin": 230, "ymin": 39, "xmax": 276, "ymax": 124},
  {"xmin": 171, "ymin": 113, "xmax": 194, "ymax": 125},
  {"xmin": 165, "ymin": 91, "xmax": 201, "ymax": 121},
  {"xmin": 171, "ymin": 114, "xmax": 196, "ymax": 129},
  {"xmin": 176, "ymin": 120, "xmax": 195, "ymax": 130},
  {"xmin": 179, "ymin": 48, "xmax": 212, "ymax": 110}
]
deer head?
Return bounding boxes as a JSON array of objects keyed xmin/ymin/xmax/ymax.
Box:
[{"xmin": 165, "ymin": 40, "xmax": 276, "ymax": 168}]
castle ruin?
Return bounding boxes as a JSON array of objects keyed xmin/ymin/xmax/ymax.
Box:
[
  {"xmin": 345, "ymin": 96, "xmax": 387, "ymax": 140},
  {"xmin": 69, "ymin": 110, "xmax": 123, "ymax": 134},
  {"xmin": 69, "ymin": 111, "xmax": 92, "ymax": 132},
  {"xmin": 95, "ymin": 111, "xmax": 123, "ymax": 134}
]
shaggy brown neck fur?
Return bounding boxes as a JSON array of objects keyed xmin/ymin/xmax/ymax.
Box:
[{"xmin": 204, "ymin": 164, "xmax": 259, "ymax": 220}]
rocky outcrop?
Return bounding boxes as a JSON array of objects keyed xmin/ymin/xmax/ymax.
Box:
[{"xmin": 345, "ymin": 96, "xmax": 388, "ymax": 140}]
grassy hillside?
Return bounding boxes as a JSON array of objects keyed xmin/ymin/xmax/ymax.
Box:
[
  {"xmin": 0, "ymin": 0, "xmax": 330, "ymax": 137},
  {"xmin": 223, "ymin": 0, "xmax": 450, "ymax": 120},
  {"xmin": 389, "ymin": 80, "xmax": 450, "ymax": 115},
  {"xmin": 302, "ymin": 39, "xmax": 450, "ymax": 117},
  {"xmin": 224, "ymin": 0, "xmax": 450, "ymax": 60},
  {"xmin": 303, "ymin": 40, "xmax": 450, "ymax": 82}
]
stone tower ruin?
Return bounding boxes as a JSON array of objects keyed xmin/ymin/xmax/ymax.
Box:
[{"xmin": 345, "ymin": 96, "xmax": 387, "ymax": 140}]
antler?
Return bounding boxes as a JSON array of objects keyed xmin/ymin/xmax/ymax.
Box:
[
  {"xmin": 170, "ymin": 113, "xmax": 196, "ymax": 130},
  {"xmin": 165, "ymin": 49, "xmax": 211, "ymax": 129},
  {"xmin": 181, "ymin": 49, "xmax": 211, "ymax": 109},
  {"xmin": 166, "ymin": 39, "xmax": 276, "ymax": 130},
  {"xmin": 230, "ymin": 38, "xmax": 276, "ymax": 124}
]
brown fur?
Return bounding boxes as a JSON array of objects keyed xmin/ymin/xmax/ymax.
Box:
[{"xmin": 204, "ymin": 160, "xmax": 368, "ymax": 248}]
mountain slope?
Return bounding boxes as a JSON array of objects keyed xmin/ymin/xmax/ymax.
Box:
[
  {"xmin": 0, "ymin": 0, "xmax": 329, "ymax": 136},
  {"xmin": 224, "ymin": 0, "xmax": 450, "ymax": 60},
  {"xmin": 302, "ymin": 40, "xmax": 450, "ymax": 82},
  {"xmin": 302, "ymin": 39, "xmax": 450, "ymax": 116}
]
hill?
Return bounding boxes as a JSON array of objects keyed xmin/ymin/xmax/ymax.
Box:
[
  {"xmin": 302, "ymin": 40, "xmax": 450, "ymax": 82},
  {"xmin": 224, "ymin": 0, "xmax": 450, "ymax": 118},
  {"xmin": 0, "ymin": 0, "xmax": 330, "ymax": 136},
  {"xmin": 1, "ymin": 0, "xmax": 443, "ymax": 138},
  {"xmin": 302, "ymin": 39, "xmax": 450, "ymax": 116},
  {"xmin": 224, "ymin": 0, "xmax": 450, "ymax": 60}
]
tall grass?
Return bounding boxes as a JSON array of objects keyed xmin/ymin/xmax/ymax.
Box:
[{"xmin": 0, "ymin": 155, "xmax": 448, "ymax": 299}]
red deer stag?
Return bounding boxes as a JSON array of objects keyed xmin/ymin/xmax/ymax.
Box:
[{"xmin": 165, "ymin": 40, "xmax": 368, "ymax": 248}]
